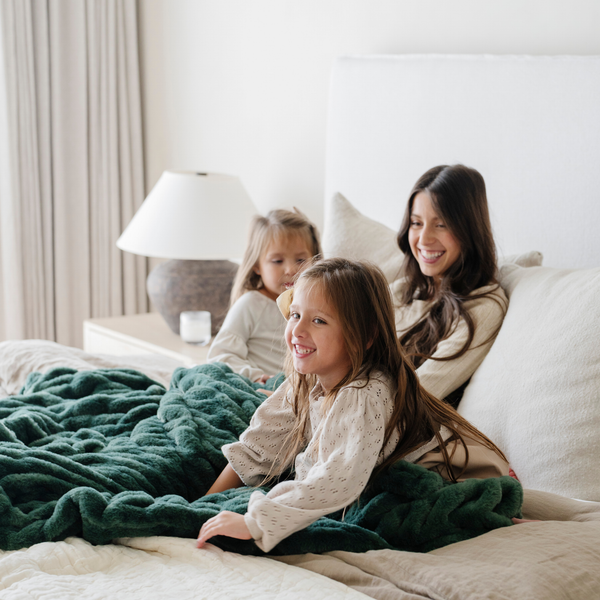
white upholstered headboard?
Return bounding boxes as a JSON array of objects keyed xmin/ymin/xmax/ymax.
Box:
[{"xmin": 324, "ymin": 55, "xmax": 600, "ymax": 269}]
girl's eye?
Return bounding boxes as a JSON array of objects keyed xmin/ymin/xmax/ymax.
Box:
[
  {"xmin": 296, "ymin": 258, "xmax": 306, "ymax": 264},
  {"xmin": 271, "ymin": 259, "xmax": 283, "ymax": 264},
  {"xmin": 436, "ymin": 223, "xmax": 447, "ymax": 229},
  {"xmin": 290, "ymin": 312, "xmax": 300, "ymax": 320},
  {"xmin": 313, "ymin": 318, "xmax": 326, "ymax": 325}
]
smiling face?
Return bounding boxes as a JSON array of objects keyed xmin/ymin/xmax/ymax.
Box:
[
  {"xmin": 285, "ymin": 282, "xmax": 352, "ymax": 392},
  {"xmin": 408, "ymin": 192, "xmax": 462, "ymax": 281},
  {"xmin": 254, "ymin": 234, "xmax": 313, "ymax": 301}
]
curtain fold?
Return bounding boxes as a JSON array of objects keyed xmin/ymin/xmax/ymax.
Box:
[{"xmin": 0, "ymin": 0, "xmax": 148, "ymax": 348}]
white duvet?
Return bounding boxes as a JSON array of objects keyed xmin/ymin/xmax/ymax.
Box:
[
  {"xmin": 1, "ymin": 339, "xmax": 600, "ymax": 600},
  {"xmin": 0, "ymin": 536, "xmax": 366, "ymax": 599}
]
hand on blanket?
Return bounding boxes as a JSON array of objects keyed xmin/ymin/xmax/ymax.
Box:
[{"xmin": 196, "ymin": 511, "xmax": 252, "ymax": 548}]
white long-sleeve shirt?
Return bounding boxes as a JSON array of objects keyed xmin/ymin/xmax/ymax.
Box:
[
  {"xmin": 391, "ymin": 281, "xmax": 508, "ymax": 402},
  {"xmin": 223, "ymin": 373, "xmax": 449, "ymax": 552},
  {"xmin": 207, "ymin": 291, "xmax": 286, "ymax": 382}
]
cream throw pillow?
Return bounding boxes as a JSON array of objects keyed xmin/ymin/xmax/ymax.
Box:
[
  {"xmin": 323, "ymin": 193, "xmax": 543, "ymax": 282},
  {"xmin": 323, "ymin": 193, "xmax": 404, "ymax": 283},
  {"xmin": 458, "ymin": 264, "xmax": 600, "ymax": 501}
]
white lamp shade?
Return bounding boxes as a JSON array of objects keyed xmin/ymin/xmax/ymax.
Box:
[{"xmin": 116, "ymin": 171, "xmax": 258, "ymax": 260}]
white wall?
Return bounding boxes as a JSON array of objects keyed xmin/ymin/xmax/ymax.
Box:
[{"xmin": 138, "ymin": 0, "xmax": 600, "ymax": 230}]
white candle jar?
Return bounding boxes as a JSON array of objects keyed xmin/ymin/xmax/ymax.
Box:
[{"xmin": 180, "ymin": 311, "xmax": 211, "ymax": 345}]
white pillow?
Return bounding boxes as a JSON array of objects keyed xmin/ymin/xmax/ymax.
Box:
[
  {"xmin": 458, "ymin": 264, "xmax": 600, "ymax": 501},
  {"xmin": 323, "ymin": 192, "xmax": 404, "ymax": 283},
  {"xmin": 498, "ymin": 251, "xmax": 543, "ymax": 268},
  {"xmin": 323, "ymin": 192, "xmax": 543, "ymax": 280}
]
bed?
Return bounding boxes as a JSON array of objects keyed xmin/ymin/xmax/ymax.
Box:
[{"xmin": 1, "ymin": 55, "xmax": 600, "ymax": 599}]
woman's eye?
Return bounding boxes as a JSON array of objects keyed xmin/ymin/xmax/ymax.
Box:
[
  {"xmin": 410, "ymin": 220, "xmax": 421, "ymax": 227},
  {"xmin": 272, "ymin": 259, "xmax": 283, "ymax": 264},
  {"xmin": 436, "ymin": 223, "xmax": 447, "ymax": 229}
]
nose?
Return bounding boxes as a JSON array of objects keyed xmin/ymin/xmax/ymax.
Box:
[
  {"xmin": 291, "ymin": 316, "xmax": 307, "ymax": 339},
  {"xmin": 420, "ymin": 223, "xmax": 437, "ymax": 245},
  {"xmin": 284, "ymin": 260, "xmax": 296, "ymax": 276}
]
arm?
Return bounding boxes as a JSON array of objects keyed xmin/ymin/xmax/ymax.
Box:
[
  {"xmin": 197, "ymin": 464, "xmax": 251, "ymax": 547},
  {"xmin": 414, "ymin": 286, "xmax": 508, "ymax": 400},
  {"xmin": 197, "ymin": 384, "xmax": 295, "ymax": 548},
  {"xmin": 204, "ymin": 463, "xmax": 244, "ymax": 496},
  {"xmin": 206, "ymin": 294, "xmax": 267, "ymax": 382},
  {"xmin": 222, "ymin": 381, "xmax": 296, "ymax": 487}
]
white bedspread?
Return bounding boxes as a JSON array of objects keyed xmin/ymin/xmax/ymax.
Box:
[
  {"xmin": 0, "ymin": 536, "xmax": 366, "ymax": 600},
  {"xmin": 277, "ymin": 490, "xmax": 600, "ymax": 599},
  {"xmin": 1, "ymin": 339, "xmax": 599, "ymax": 600}
]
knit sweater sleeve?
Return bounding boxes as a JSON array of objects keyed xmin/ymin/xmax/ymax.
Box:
[
  {"xmin": 222, "ymin": 382, "xmax": 297, "ymax": 487},
  {"xmin": 244, "ymin": 380, "xmax": 394, "ymax": 552},
  {"xmin": 206, "ymin": 292, "xmax": 267, "ymax": 382},
  {"xmin": 415, "ymin": 287, "xmax": 507, "ymax": 400},
  {"xmin": 391, "ymin": 280, "xmax": 508, "ymax": 401}
]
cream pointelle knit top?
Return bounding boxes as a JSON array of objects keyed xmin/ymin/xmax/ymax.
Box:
[{"xmin": 223, "ymin": 372, "xmax": 451, "ymax": 552}]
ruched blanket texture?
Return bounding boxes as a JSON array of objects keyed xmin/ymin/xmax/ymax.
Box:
[{"xmin": 0, "ymin": 363, "xmax": 522, "ymax": 553}]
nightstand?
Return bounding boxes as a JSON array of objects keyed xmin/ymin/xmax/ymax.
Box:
[{"xmin": 83, "ymin": 313, "xmax": 212, "ymax": 366}]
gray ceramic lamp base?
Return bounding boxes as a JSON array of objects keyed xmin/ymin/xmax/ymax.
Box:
[{"xmin": 147, "ymin": 259, "xmax": 238, "ymax": 336}]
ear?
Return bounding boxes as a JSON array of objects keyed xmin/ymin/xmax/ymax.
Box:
[{"xmin": 253, "ymin": 265, "xmax": 261, "ymax": 276}]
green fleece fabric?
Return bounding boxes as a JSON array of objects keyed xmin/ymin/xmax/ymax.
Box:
[{"xmin": 0, "ymin": 363, "xmax": 522, "ymax": 554}]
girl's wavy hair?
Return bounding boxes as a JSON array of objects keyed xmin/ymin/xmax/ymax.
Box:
[
  {"xmin": 230, "ymin": 208, "xmax": 321, "ymax": 306},
  {"xmin": 262, "ymin": 257, "xmax": 506, "ymax": 486},
  {"xmin": 396, "ymin": 165, "xmax": 504, "ymax": 373}
]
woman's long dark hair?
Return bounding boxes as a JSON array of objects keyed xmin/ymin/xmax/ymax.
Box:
[{"xmin": 396, "ymin": 165, "xmax": 502, "ymax": 367}]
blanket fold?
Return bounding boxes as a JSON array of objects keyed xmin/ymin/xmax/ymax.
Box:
[{"xmin": 0, "ymin": 363, "xmax": 522, "ymax": 553}]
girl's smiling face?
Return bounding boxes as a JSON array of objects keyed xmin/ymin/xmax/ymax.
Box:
[
  {"xmin": 408, "ymin": 192, "xmax": 461, "ymax": 281},
  {"xmin": 285, "ymin": 282, "xmax": 351, "ymax": 392}
]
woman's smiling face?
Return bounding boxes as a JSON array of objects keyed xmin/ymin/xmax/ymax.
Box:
[
  {"xmin": 285, "ymin": 282, "xmax": 351, "ymax": 392},
  {"xmin": 408, "ymin": 192, "xmax": 461, "ymax": 281}
]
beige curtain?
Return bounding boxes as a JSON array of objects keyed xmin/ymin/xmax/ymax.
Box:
[{"xmin": 0, "ymin": 0, "xmax": 148, "ymax": 348}]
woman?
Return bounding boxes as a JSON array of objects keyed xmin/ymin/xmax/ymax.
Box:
[{"xmin": 393, "ymin": 164, "xmax": 508, "ymax": 407}]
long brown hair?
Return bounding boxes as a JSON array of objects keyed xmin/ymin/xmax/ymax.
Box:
[
  {"xmin": 230, "ymin": 208, "xmax": 321, "ymax": 306},
  {"xmin": 266, "ymin": 258, "xmax": 506, "ymax": 485},
  {"xmin": 396, "ymin": 165, "xmax": 503, "ymax": 366}
]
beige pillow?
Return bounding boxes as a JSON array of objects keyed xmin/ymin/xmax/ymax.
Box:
[
  {"xmin": 498, "ymin": 251, "xmax": 543, "ymax": 268},
  {"xmin": 458, "ymin": 264, "xmax": 600, "ymax": 501},
  {"xmin": 323, "ymin": 192, "xmax": 404, "ymax": 283},
  {"xmin": 323, "ymin": 192, "xmax": 543, "ymax": 282}
]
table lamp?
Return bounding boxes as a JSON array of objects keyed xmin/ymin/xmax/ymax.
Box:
[{"xmin": 116, "ymin": 171, "xmax": 257, "ymax": 335}]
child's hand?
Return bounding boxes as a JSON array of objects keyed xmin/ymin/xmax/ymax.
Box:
[
  {"xmin": 256, "ymin": 389, "xmax": 274, "ymax": 397},
  {"xmin": 196, "ymin": 511, "xmax": 252, "ymax": 548},
  {"xmin": 256, "ymin": 374, "xmax": 271, "ymax": 384}
]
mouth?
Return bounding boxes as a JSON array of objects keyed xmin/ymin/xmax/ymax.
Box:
[
  {"xmin": 418, "ymin": 248, "xmax": 445, "ymax": 264},
  {"xmin": 293, "ymin": 343, "xmax": 315, "ymax": 357},
  {"xmin": 283, "ymin": 282, "xmax": 294, "ymax": 289}
]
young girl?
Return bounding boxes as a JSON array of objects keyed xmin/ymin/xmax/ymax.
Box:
[
  {"xmin": 393, "ymin": 164, "xmax": 508, "ymax": 406},
  {"xmin": 207, "ymin": 208, "xmax": 321, "ymax": 383},
  {"xmin": 197, "ymin": 258, "xmax": 512, "ymax": 553}
]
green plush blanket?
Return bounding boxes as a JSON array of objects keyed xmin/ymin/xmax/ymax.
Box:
[{"xmin": 0, "ymin": 363, "xmax": 522, "ymax": 554}]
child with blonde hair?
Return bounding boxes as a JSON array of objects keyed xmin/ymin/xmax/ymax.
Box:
[
  {"xmin": 207, "ymin": 208, "xmax": 321, "ymax": 383},
  {"xmin": 198, "ymin": 258, "xmax": 516, "ymax": 553}
]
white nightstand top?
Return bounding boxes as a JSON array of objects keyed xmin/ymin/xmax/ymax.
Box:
[{"xmin": 83, "ymin": 312, "xmax": 212, "ymax": 366}]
